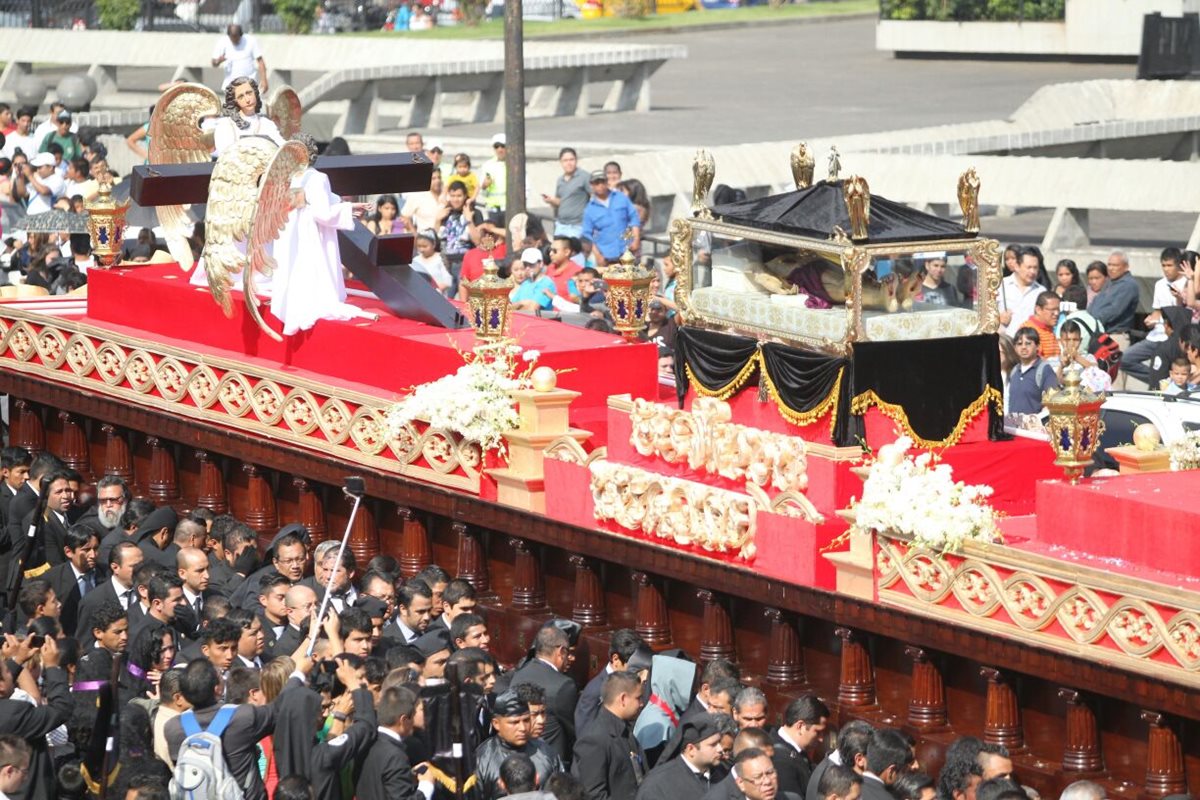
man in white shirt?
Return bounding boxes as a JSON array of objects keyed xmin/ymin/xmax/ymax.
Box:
[
  {"xmin": 1119, "ymin": 246, "xmax": 1189, "ymax": 388},
  {"xmin": 212, "ymin": 24, "xmax": 268, "ymax": 92},
  {"xmin": 30, "ymin": 103, "xmax": 75, "ymax": 152},
  {"xmin": 22, "ymin": 153, "xmax": 63, "ymax": 215},
  {"xmin": 998, "ymin": 247, "xmax": 1045, "ymax": 338},
  {"xmin": 0, "ymin": 107, "xmax": 37, "ymax": 161}
]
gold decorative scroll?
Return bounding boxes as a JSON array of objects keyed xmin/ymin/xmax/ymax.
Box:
[
  {"xmin": 876, "ymin": 532, "xmax": 1200, "ymax": 681},
  {"xmin": 628, "ymin": 397, "xmax": 810, "ymax": 494},
  {"xmin": 669, "ymin": 217, "xmax": 695, "ymax": 321},
  {"xmin": 969, "ymin": 238, "xmax": 1002, "ymax": 335},
  {"xmin": 589, "ymin": 460, "xmax": 759, "ymax": 559},
  {"xmin": 0, "ymin": 310, "xmax": 482, "ymax": 492}
]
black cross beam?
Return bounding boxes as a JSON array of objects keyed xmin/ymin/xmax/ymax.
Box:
[{"xmin": 130, "ymin": 152, "xmax": 467, "ymax": 330}]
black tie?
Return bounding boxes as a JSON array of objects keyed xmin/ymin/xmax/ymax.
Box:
[{"xmin": 194, "ymin": 596, "xmax": 203, "ymax": 616}]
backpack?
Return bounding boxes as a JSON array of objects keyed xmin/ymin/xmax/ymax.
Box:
[{"xmin": 170, "ymin": 706, "xmax": 246, "ymax": 800}]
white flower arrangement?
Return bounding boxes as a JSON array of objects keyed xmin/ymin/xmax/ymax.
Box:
[
  {"xmin": 384, "ymin": 340, "xmax": 536, "ymax": 454},
  {"xmin": 1168, "ymin": 430, "xmax": 1200, "ymax": 471},
  {"xmin": 849, "ymin": 436, "xmax": 1002, "ymax": 553}
]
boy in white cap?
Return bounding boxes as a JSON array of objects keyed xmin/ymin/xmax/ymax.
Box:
[
  {"xmin": 510, "ymin": 247, "xmax": 557, "ymax": 312},
  {"xmin": 22, "ymin": 153, "xmax": 64, "ymax": 214}
]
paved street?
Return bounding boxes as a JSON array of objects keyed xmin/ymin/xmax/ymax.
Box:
[{"xmin": 440, "ymin": 16, "xmax": 1134, "ymax": 146}]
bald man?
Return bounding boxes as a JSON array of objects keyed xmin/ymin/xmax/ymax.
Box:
[
  {"xmin": 176, "ymin": 546, "xmax": 214, "ymax": 640},
  {"xmin": 268, "ymin": 583, "xmax": 317, "ymax": 660}
]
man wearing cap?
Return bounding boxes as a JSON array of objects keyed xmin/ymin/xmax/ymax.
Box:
[
  {"xmin": 577, "ymin": 630, "xmax": 651, "ymax": 735},
  {"xmin": 511, "ymin": 249, "xmax": 558, "ymax": 312},
  {"xmin": 20, "ymin": 153, "xmax": 64, "ymax": 215},
  {"xmin": 475, "ymin": 691, "xmax": 564, "ymax": 800},
  {"xmin": 636, "ymin": 713, "xmax": 727, "ymax": 800},
  {"xmin": 136, "ymin": 506, "xmax": 181, "ymax": 570},
  {"xmin": 38, "ymin": 111, "xmax": 82, "ymax": 164},
  {"xmin": 582, "ymin": 170, "xmax": 641, "ymax": 266},
  {"xmin": 479, "ymin": 134, "xmax": 508, "ymax": 225},
  {"xmin": 572, "ymin": 669, "xmax": 646, "ymax": 800},
  {"xmin": 509, "ymin": 621, "xmax": 579, "ymax": 765}
]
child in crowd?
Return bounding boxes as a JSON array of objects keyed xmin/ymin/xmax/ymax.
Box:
[
  {"xmin": 1008, "ymin": 326, "xmax": 1059, "ymax": 416},
  {"xmin": 1161, "ymin": 357, "xmax": 1193, "ymax": 395},
  {"xmin": 450, "ymin": 153, "xmax": 478, "ymax": 198},
  {"xmin": 411, "ymin": 229, "xmax": 452, "ymax": 295}
]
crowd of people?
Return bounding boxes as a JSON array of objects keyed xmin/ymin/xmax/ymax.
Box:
[
  {"xmin": 996, "ymin": 244, "xmax": 1200, "ymax": 418},
  {"xmin": 0, "ymin": 440, "xmax": 1119, "ymax": 800}
]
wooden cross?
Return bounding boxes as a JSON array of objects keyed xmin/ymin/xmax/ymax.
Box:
[{"xmin": 129, "ymin": 152, "xmax": 468, "ymax": 330}]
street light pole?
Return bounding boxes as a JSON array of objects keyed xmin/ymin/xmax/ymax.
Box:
[{"xmin": 504, "ymin": 0, "xmax": 527, "ymax": 234}]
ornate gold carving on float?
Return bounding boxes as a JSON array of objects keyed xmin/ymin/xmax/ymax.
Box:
[
  {"xmin": 790, "ymin": 143, "xmax": 815, "ymax": 190},
  {"xmin": 668, "ymin": 218, "xmax": 695, "ymax": 322},
  {"xmin": 589, "ymin": 461, "xmax": 759, "ymax": 558},
  {"xmin": 691, "ymin": 149, "xmax": 715, "ymax": 220},
  {"xmin": 958, "ymin": 168, "xmax": 981, "ymax": 235},
  {"xmin": 875, "ymin": 531, "xmax": 1200, "ymax": 680},
  {"xmin": 843, "ymin": 176, "xmax": 870, "ymax": 243},
  {"xmin": 0, "ymin": 310, "xmax": 483, "ymax": 492},
  {"xmin": 627, "ymin": 397, "xmax": 809, "ymax": 494}
]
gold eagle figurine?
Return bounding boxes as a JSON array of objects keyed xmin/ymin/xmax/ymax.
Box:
[
  {"xmin": 202, "ymin": 137, "xmax": 309, "ymax": 342},
  {"xmin": 791, "ymin": 143, "xmax": 814, "ymax": 190},
  {"xmin": 692, "ymin": 149, "xmax": 715, "ymax": 219},
  {"xmin": 958, "ymin": 167, "xmax": 981, "ymax": 234}
]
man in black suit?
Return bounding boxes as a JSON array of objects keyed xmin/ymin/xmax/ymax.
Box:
[
  {"xmin": 814, "ymin": 763, "xmax": 864, "ymax": 800},
  {"xmin": 771, "ymin": 695, "xmax": 829, "ymax": 798},
  {"xmin": 129, "ymin": 572, "xmax": 184, "ymax": 647},
  {"xmin": 355, "ymin": 684, "xmax": 434, "ymax": 800},
  {"xmin": 4, "ymin": 452, "xmax": 62, "ymax": 558},
  {"xmin": 576, "ymin": 629, "xmax": 652, "ymax": 736},
  {"xmin": 205, "ymin": 516, "xmax": 251, "ymax": 597},
  {"xmin": 508, "ymin": 621, "xmax": 579, "ymax": 766},
  {"xmin": 636, "ymin": 713, "xmax": 727, "ymax": 800},
  {"xmin": 76, "ymin": 540, "xmax": 143, "ymax": 649},
  {"xmin": 806, "ymin": 720, "xmax": 873, "ymax": 800},
  {"xmin": 0, "ymin": 636, "xmax": 72, "ymax": 800},
  {"xmin": 16, "ymin": 468, "xmax": 75, "ymax": 579},
  {"xmin": 702, "ymin": 727, "xmax": 774, "ymax": 800},
  {"xmin": 859, "ymin": 730, "xmax": 914, "ymax": 800},
  {"xmin": 680, "ymin": 659, "xmax": 741, "ymax": 726},
  {"xmin": 136, "ymin": 506, "xmax": 179, "ymax": 570},
  {"xmin": 259, "ymin": 575, "xmax": 299, "ymax": 660},
  {"xmin": 165, "ymin": 657, "xmax": 305, "ymax": 800},
  {"xmin": 174, "ymin": 546, "xmax": 221, "ymax": 641},
  {"xmin": 0, "ymin": 447, "xmax": 31, "ymax": 600},
  {"xmin": 736, "ymin": 747, "xmax": 817, "ymax": 800},
  {"xmin": 571, "ymin": 670, "xmax": 646, "ymax": 800},
  {"xmin": 44, "ymin": 524, "xmax": 99, "ymax": 638}
]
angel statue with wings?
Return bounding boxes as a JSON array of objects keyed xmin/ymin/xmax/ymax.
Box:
[
  {"xmin": 201, "ymin": 133, "xmax": 375, "ymax": 341},
  {"xmin": 214, "ymin": 76, "xmax": 285, "ymax": 155}
]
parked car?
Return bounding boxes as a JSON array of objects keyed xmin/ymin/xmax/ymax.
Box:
[{"xmin": 1092, "ymin": 390, "xmax": 1200, "ymax": 470}]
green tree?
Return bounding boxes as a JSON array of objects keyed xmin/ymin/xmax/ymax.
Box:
[
  {"xmin": 96, "ymin": 0, "xmax": 140, "ymax": 30},
  {"xmin": 276, "ymin": 0, "xmax": 320, "ymax": 33}
]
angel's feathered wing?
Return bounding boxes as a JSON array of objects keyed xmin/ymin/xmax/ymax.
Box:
[
  {"xmin": 266, "ymin": 86, "xmax": 303, "ymax": 141},
  {"xmin": 201, "ymin": 137, "xmax": 279, "ymax": 316},
  {"xmin": 147, "ymin": 83, "xmax": 222, "ymax": 269},
  {"xmin": 244, "ymin": 141, "xmax": 309, "ymax": 343}
]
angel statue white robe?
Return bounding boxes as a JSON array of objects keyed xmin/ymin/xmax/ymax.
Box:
[{"xmin": 270, "ymin": 168, "xmax": 374, "ymax": 336}]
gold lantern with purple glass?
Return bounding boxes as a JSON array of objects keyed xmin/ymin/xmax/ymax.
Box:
[
  {"xmin": 1043, "ymin": 364, "xmax": 1105, "ymax": 484},
  {"xmin": 464, "ymin": 257, "xmax": 513, "ymax": 341},
  {"xmin": 85, "ymin": 177, "xmax": 130, "ymax": 267},
  {"xmin": 604, "ymin": 249, "xmax": 654, "ymax": 343}
]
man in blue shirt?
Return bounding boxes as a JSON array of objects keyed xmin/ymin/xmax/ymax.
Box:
[
  {"xmin": 510, "ymin": 248, "xmax": 557, "ymax": 312},
  {"xmin": 581, "ymin": 169, "xmax": 640, "ymax": 266}
]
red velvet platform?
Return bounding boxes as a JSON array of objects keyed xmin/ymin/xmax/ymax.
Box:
[
  {"xmin": 84, "ymin": 264, "xmax": 659, "ymax": 442},
  {"xmin": 1032, "ymin": 471, "xmax": 1200, "ymax": 582}
]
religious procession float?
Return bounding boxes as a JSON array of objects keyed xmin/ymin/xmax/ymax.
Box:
[{"xmin": 1, "ymin": 84, "xmax": 1197, "ymax": 798}]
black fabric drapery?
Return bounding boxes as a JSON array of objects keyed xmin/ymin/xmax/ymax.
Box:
[
  {"xmin": 710, "ymin": 181, "xmax": 975, "ymax": 244},
  {"xmin": 675, "ymin": 326, "xmax": 1003, "ymax": 447},
  {"xmin": 674, "ymin": 326, "xmax": 853, "ymax": 440}
]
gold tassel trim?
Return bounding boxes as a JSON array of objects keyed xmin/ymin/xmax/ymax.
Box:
[
  {"xmin": 686, "ymin": 351, "xmax": 843, "ymax": 428},
  {"xmin": 423, "ymin": 763, "xmax": 477, "ymax": 794},
  {"xmin": 23, "ymin": 562, "xmax": 50, "ymax": 579},
  {"xmin": 684, "ymin": 349, "xmax": 761, "ymax": 401},
  {"xmin": 850, "ymin": 386, "xmax": 1003, "ymax": 449},
  {"xmin": 80, "ymin": 762, "xmax": 119, "ymax": 796},
  {"xmin": 761, "ymin": 364, "xmax": 844, "ymax": 429}
]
